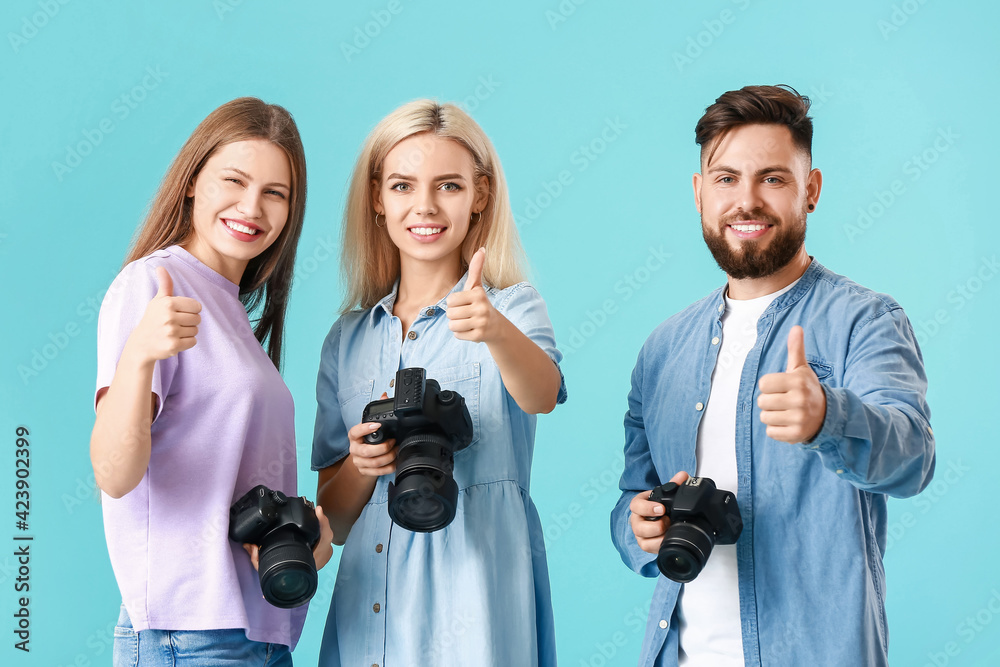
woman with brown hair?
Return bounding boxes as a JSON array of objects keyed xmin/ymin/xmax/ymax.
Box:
[
  {"xmin": 90, "ymin": 97, "xmax": 332, "ymax": 666},
  {"xmin": 311, "ymin": 99, "xmax": 566, "ymax": 666}
]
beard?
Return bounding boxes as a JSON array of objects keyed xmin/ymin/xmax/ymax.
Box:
[{"xmin": 702, "ymin": 207, "xmax": 807, "ymax": 280}]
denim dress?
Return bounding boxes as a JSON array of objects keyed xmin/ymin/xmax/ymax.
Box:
[{"xmin": 312, "ymin": 276, "xmax": 567, "ymax": 666}]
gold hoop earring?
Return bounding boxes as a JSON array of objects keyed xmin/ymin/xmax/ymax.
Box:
[
  {"xmin": 375, "ymin": 213, "xmax": 385, "ymax": 228},
  {"xmin": 471, "ymin": 211, "xmax": 482, "ymax": 224}
]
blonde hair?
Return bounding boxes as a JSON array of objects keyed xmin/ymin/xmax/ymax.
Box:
[
  {"xmin": 340, "ymin": 100, "xmax": 526, "ymax": 312},
  {"xmin": 124, "ymin": 97, "xmax": 307, "ymax": 369}
]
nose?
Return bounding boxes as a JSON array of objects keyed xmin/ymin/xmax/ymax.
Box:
[
  {"xmin": 737, "ymin": 180, "xmax": 764, "ymax": 214},
  {"xmin": 414, "ymin": 187, "xmax": 438, "ymax": 216},
  {"xmin": 236, "ymin": 188, "xmax": 263, "ymax": 219}
]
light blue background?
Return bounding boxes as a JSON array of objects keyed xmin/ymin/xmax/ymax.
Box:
[{"xmin": 2, "ymin": 1, "xmax": 996, "ymax": 665}]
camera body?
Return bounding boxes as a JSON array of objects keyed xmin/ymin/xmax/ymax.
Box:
[
  {"xmin": 229, "ymin": 485, "xmax": 321, "ymax": 608},
  {"xmin": 648, "ymin": 477, "xmax": 742, "ymax": 583},
  {"xmin": 362, "ymin": 367, "xmax": 474, "ymax": 532}
]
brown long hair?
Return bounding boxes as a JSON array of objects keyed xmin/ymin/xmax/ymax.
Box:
[
  {"xmin": 124, "ymin": 97, "xmax": 307, "ymax": 369},
  {"xmin": 695, "ymin": 84, "xmax": 814, "ymax": 166},
  {"xmin": 340, "ymin": 99, "xmax": 527, "ymax": 313}
]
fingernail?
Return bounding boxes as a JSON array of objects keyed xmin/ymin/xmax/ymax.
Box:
[
  {"xmin": 653, "ymin": 505, "xmax": 664, "ymax": 515},
  {"xmin": 368, "ymin": 423, "xmax": 379, "ymax": 430}
]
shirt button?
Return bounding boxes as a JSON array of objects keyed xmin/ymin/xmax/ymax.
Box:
[
  {"xmin": 659, "ymin": 619, "xmax": 668, "ymax": 629},
  {"xmin": 718, "ymin": 304, "xmax": 724, "ymax": 313},
  {"xmin": 836, "ymin": 469, "xmax": 845, "ymax": 474},
  {"xmin": 711, "ymin": 336, "xmax": 720, "ymax": 345},
  {"xmin": 389, "ymin": 379, "xmax": 394, "ymax": 387},
  {"xmin": 426, "ymin": 307, "xmax": 436, "ymax": 316},
  {"xmin": 927, "ymin": 426, "xmax": 934, "ymax": 436},
  {"xmin": 373, "ymin": 602, "xmax": 381, "ymax": 613},
  {"xmin": 375, "ymin": 543, "xmax": 383, "ymax": 553},
  {"xmin": 695, "ymin": 402, "xmax": 704, "ymax": 411},
  {"xmin": 407, "ymin": 331, "xmax": 418, "ymax": 340}
]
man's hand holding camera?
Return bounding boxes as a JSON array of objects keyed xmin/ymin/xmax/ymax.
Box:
[
  {"xmin": 757, "ymin": 326, "xmax": 827, "ymax": 445},
  {"xmin": 629, "ymin": 471, "xmax": 690, "ymax": 554}
]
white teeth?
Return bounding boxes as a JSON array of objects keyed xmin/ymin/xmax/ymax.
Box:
[
  {"xmin": 225, "ymin": 220, "xmax": 258, "ymax": 235},
  {"xmin": 410, "ymin": 227, "xmax": 443, "ymax": 236},
  {"xmin": 732, "ymin": 223, "xmax": 767, "ymax": 232}
]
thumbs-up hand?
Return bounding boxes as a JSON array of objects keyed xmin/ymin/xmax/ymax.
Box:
[
  {"xmin": 757, "ymin": 326, "xmax": 827, "ymax": 444},
  {"xmin": 125, "ymin": 266, "xmax": 203, "ymax": 363},
  {"xmin": 445, "ymin": 247, "xmax": 502, "ymax": 343}
]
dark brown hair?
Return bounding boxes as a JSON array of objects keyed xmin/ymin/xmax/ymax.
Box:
[
  {"xmin": 124, "ymin": 97, "xmax": 307, "ymax": 369},
  {"xmin": 695, "ymin": 84, "xmax": 813, "ymax": 165}
]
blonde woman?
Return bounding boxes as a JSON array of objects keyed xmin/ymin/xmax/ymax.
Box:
[
  {"xmin": 91, "ymin": 98, "xmax": 332, "ymax": 666},
  {"xmin": 312, "ymin": 100, "xmax": 566, "ymax": 666}
]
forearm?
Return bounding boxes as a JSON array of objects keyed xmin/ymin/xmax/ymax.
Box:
[
  {"xmin": 317, "ymin": 458, "xmax": 378, "ymax": 546},
  {"xmin": 90, "ymin": 344, "xmax": 156, "ymax": 499},
  {"xmin": 486, "ymin": 315, "xmax": 562, "ymax": 414},
  {"xmin": 810, "ymin": 385, "xmax": 935, "ymax": 498}
]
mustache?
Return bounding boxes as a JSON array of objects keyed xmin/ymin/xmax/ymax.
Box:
[{"xmin": 719, "ymin": 210, "xmax": 782, "ymax": 227}]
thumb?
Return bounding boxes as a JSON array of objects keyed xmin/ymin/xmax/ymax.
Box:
[
  {"xmin": 464, "ymin": 247, "xmax": 486, "ymax": 291},
  {"xmin": 155, "ymin": 266, "xmax": 174, "ymax": 298},
  {"xmin": 786, "ymin": 325, "xmax": 808, "ymax": 372}
]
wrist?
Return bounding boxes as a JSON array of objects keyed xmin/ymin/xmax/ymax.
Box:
[{"xmin": 120, "ymin": 337, "xmax": 158, "ymax": 371}]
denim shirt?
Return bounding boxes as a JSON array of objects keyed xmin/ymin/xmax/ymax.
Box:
[
  {"xmin": 312, "ymin": 276, "xmax": 567, "ymax": 667},
  {"xmin": 611, "ymin": 259, "xmax": 935, "ymax": 666}
]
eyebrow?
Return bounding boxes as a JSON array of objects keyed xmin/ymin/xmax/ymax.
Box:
[
  {"xmin": 707, "ymin": 165, "xmax": 795, "ymax": 177},
  {"xmin": 386, "ymin": 172, "xmax": 467, "ymax": 181},
  {"xmin": 223, "ymin": 167, "xmax": 290, "ymax": 190}
]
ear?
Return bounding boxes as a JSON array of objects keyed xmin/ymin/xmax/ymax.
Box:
[
  {"xmin": 692, "ymin": 172, "xmax": 703, "ymax": 214},
  {"xmin": 370, "ymin": 178, "xmax": 383, "ymax": 214},
  {"xmin": 473, "ymin": 174, "xmax": 490, "ymax": 213},
  {"xmin": 806, "ymin": 167, "xmax": 822, "ymax": 211},
  {"xmin": 185, "ymin": 178, "xmax": 195, "ymax": 198}
]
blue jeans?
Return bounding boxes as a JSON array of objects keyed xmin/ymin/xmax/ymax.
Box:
[{"xmin": 113, "ymin": 605, "xmax": 293, "ymax": 667}]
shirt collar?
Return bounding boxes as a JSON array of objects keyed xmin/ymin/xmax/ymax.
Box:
[
  {"xmin": 367, "ymin": 271, "xmax": 481, "ymax": 327},
  {"xmin": 710, "ymin": 257, "xmax": 826, "ymax": 319}
]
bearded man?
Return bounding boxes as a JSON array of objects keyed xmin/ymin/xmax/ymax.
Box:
[{"xmin": 611, "ymin": 85, "xmax": 935, "ymax": 667}]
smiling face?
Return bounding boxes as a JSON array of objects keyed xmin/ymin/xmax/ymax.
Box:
[
  {"xmin": 693, "ymin": 123, "xmax": 821, "ymax": 281},
  {"xmin": 373, "ymin": 133, "xmax": 488, "ymax": 280},
  {"xmin": 183, "ymin": 139, "xmax": 292, "ymax": 284}
]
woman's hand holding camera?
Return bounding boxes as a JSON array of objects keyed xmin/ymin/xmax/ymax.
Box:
[
  {"xmin": 629, "ymin": 470, "xmax": 689, "ymax": 555},
  {"xmin": 126, "ymin": 267, "xmax": 203, "ymax": 363},
  {"xmin": 349, "ymin": 393, "xmax": 397, "ymax": 477},
  {"xmin": 243, "ymin": 506, "xmax": 336, "ymax": 572}
]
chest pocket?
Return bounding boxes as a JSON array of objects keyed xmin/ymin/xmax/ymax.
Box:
[
  {"xmin": 337, "ymin": 379, "xmax": 376, "ymax": 432},
  {"xmin": 427, "ymin": 363, "xmax": 482, "ymax": 450},
  {"xmin": 807, "ymin": 357, "xmax": 834, "ymax": 383}
]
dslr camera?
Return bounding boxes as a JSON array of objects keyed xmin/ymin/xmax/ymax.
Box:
[
  {"xmin": 648, "ymin": 477, "xmax": 743, "ymax": 583},
  {"xmin": 362, "ymin": 367, "xmax": 474, "ymax": 532},
  {"xmin": 229, "ymin": 485, "xmax": 321, "ymax": 608}
]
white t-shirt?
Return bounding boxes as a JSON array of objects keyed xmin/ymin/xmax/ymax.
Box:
[{"xmin": 678, "ymin": 281, "xmax": 797, "ymax": 666}]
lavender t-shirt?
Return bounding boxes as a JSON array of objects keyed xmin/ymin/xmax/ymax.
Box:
[{"xmin": 95, "ymin": 245, "xmax": 306, "ymax": 648}]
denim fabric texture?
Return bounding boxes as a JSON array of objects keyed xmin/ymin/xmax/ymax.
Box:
[{"xmin": 611, "ymin": 259, "xmax": 935, "ymax": 666}]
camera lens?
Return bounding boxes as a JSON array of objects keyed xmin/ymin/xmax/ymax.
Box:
[
  {"xmin": 257, "ymin": 527, "xmax": 318, "ymax": 608},
  {"xmin": 657, "ymin": 522, "xmax": 715, "ymax": 583},
  {"xmin": 388, "ymin": 432, "xmax": 459, "ymax": 532}
]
